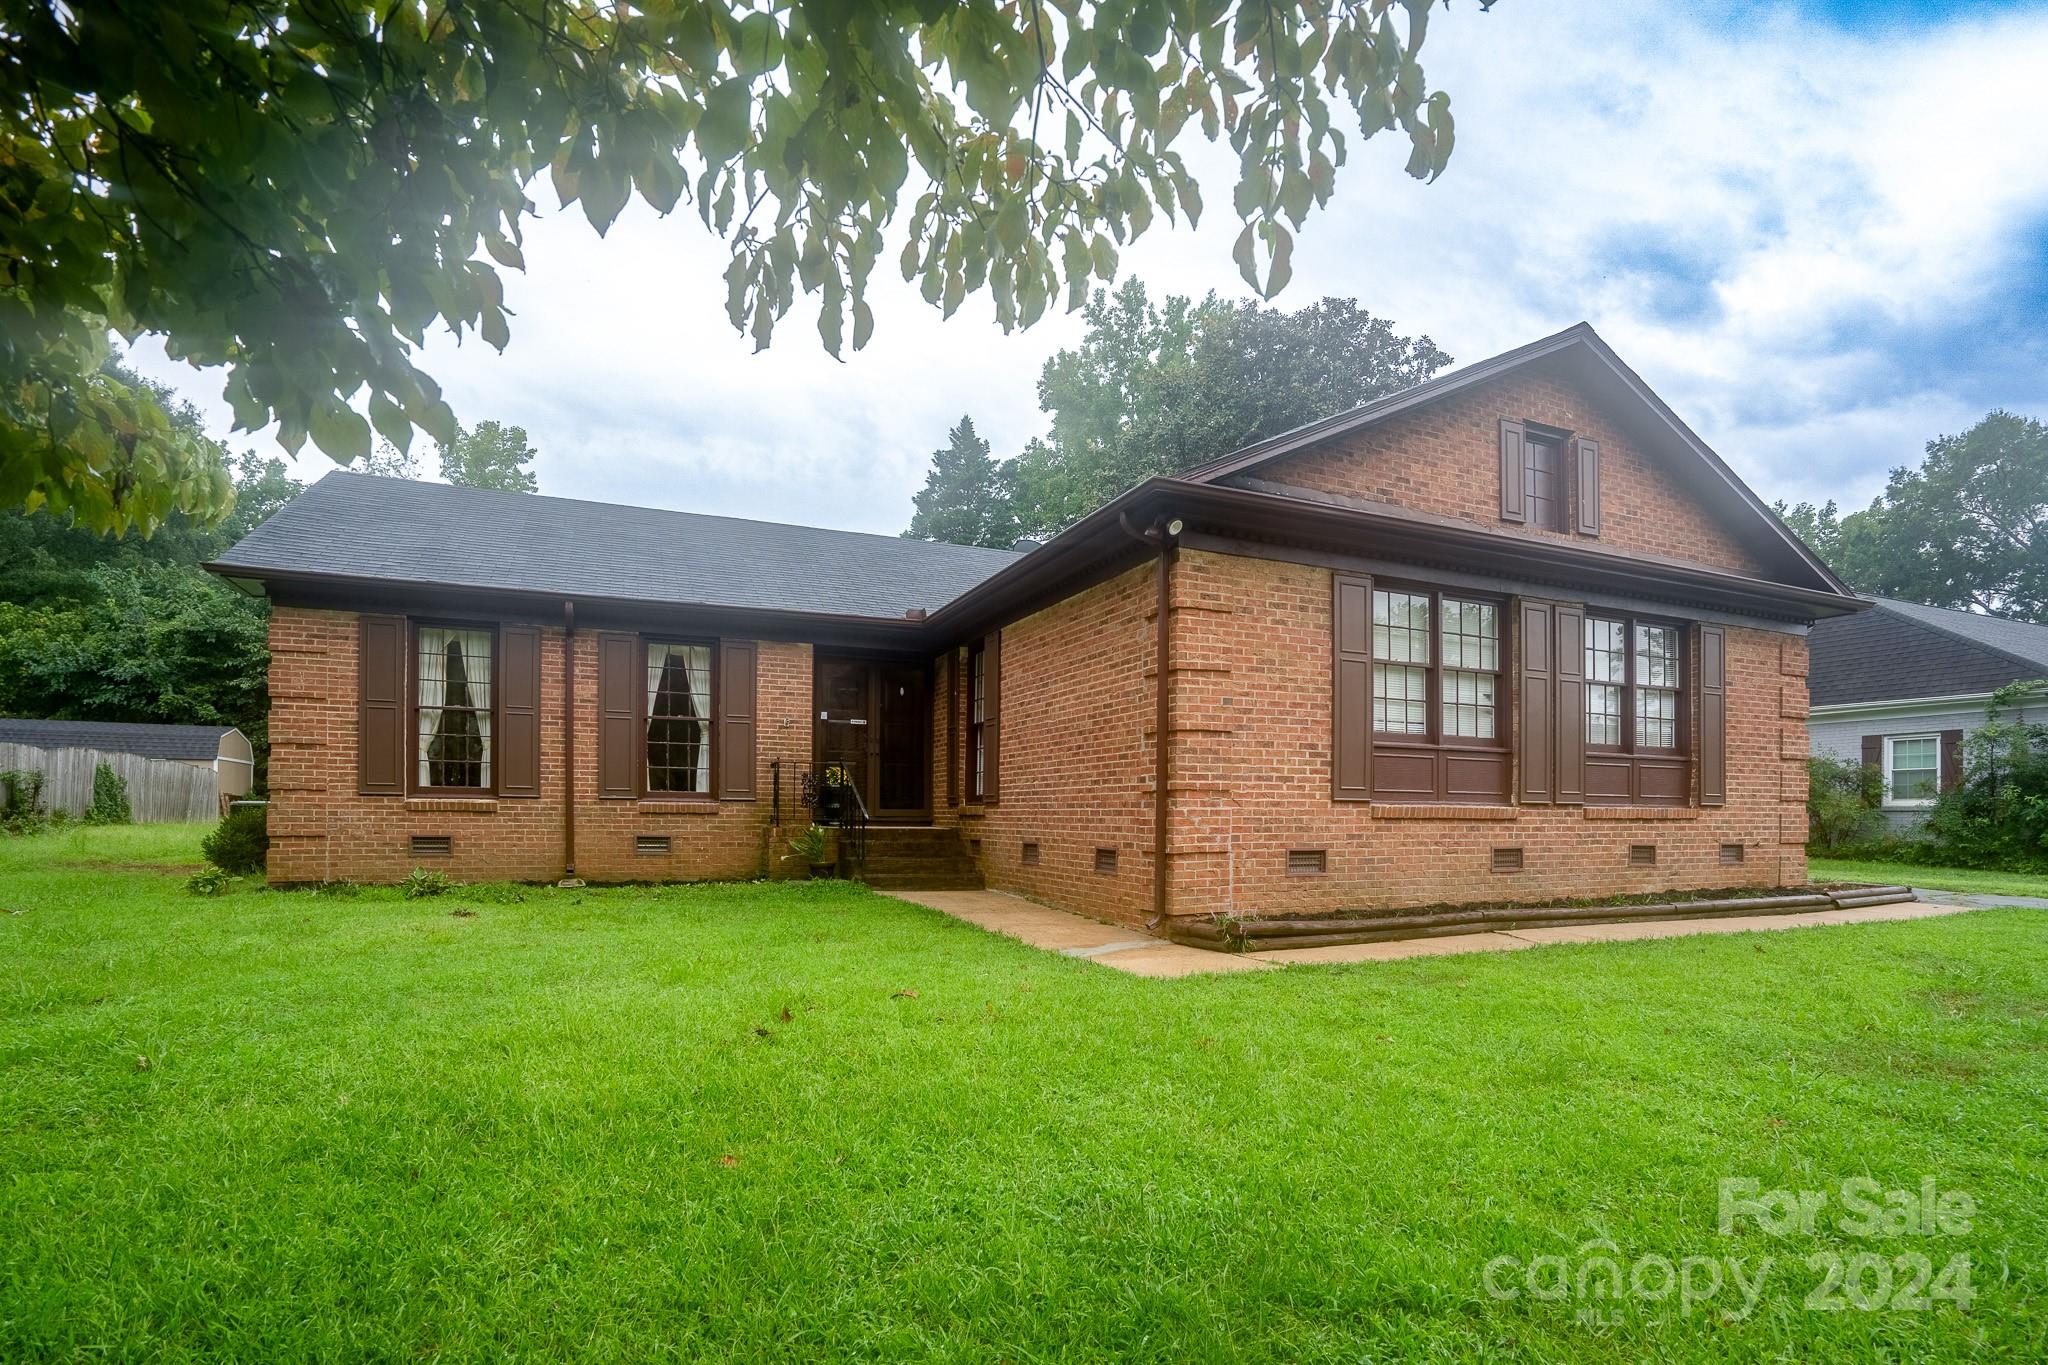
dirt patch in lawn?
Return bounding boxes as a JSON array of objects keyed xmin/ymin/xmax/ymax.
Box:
[{"xmin": 76, "ymin": 860, "xmax": 208, "ymax": 875}]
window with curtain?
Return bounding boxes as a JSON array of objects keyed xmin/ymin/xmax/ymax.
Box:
[
  {"xmin": 417, "ymin": 626, "xmax": 493, "ymax": 790},
  {"xmin": 646, "ymin": 641, "xmax": 714, "ymax": 793}
]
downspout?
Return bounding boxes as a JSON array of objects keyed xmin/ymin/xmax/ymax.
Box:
[
  {"xmin": 559, "ymin": 600, "xmax": 582, "ymax": 886},
  {"xmin": 1121, "ymin": 512, "xmax": 1181, "ymax": 929}
]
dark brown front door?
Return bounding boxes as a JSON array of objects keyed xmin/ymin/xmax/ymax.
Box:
[{"xmin": 814, "ymin": 657, "xmax": 929, "ymax": 821}]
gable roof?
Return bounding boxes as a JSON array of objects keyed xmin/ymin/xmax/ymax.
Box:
[
  {"xmin": 1179, "ymin": 322, "xmax": 1848, "ymax": 596},
  {"xmin": 1810, "ymin": 597, "xmax": 2048, "ymax": 707},
  {"xmin": 0, "ymin": 718, "xmax": 236, "ymax": 761},
  {"xmin": 210, "ymin": 472, "xmax": 1024, "ymax": 622}
]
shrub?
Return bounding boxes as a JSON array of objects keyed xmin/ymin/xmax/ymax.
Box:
[
  {"xmin": 1807, "ymin": 754, "xmax": 1884, "ymax": 852},
  {"xmin": 401, "ymin": 867, "xmax": 452, "ymax": 899},
  {"xmin": 85, "ymin": 762, "xmax": 132, "ymax": 825},
  {"xmin": 186, "ymin": 866, "xmax": 235, "ymax": 896},
  {"xmin": 0, "ymin": 769, "xmax": 47, "ymax": 834},
  {"xmin": 1922, "ymin": 681, "xmax": 2048, "ymax": 872},
  {"xmin": 201, "ymin": 803, "xmax": 269, "ymax": 874}
]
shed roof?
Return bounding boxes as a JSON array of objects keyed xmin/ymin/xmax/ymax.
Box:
[{"xmin": 0, "ymin": 719, "xmax": 238, "ymax": 761}]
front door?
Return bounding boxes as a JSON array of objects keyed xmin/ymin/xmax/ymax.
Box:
[{"xmin": 814, "ymin": 657, "xmax": 930, "ymax": 822}]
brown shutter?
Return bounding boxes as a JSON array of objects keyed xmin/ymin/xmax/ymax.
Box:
[
  {"xmin": 1499, "ymin": 418, "xmax": 1527, "ymax": 524},
  {"xmin": 597, "ymin": 632, "xmax": 639, "ymax": 799},
  {"xmin": 1517, "ymin": 599, "xmax": 1554, "ymax": 804},
  {"xmin": 1860, "ymin": 734, "xmax": 1882, "ymax": 770},
  {"xmin": 1332, "ymin": 572, "xmax": 1373, "ymax": 800},
  {"xmin": 717, "ymin": 640, "xmax": 757, "ymax": 800},
  {"xmin": 1939, "ymin": 729, "xmax": 1963, "ymax": 792},
  {"xmin": 945, "ymin": 650, "xmax": 959, "ymax": 808},
  {"xmin": 982, "ymin": 631, "xmax": 1001, "ymax": 805},
  {"xmin": 1572, "ymin": 436, "xmax": 1602, "ymax": 536},
  {"xmin": 1698, "ymin": 624, "xmax": 1727, "ymax": 807},
  {"xmin": 358, "ymin": 615, "xmax": 407, "ymax": 795},
  {"xmin": 498, "ymin": 624, "xmax": 542, "ymax": 797},
  {"xmin": 1553, "ymin": 603, "xmax": 1586, "ymax": 805}
]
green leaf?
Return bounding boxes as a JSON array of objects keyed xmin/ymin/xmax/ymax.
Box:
[
  {"xmin": 697, "ymin": 81, "xmax": 753, "ymax": 164},
  {"xmin": 731, "ymin": 12, "xmax": 783, "ymax": 78},
  {"xmin": 1232, "ymin": 223, "xmax": 1258, "ymax": 291},
  {"xmin": 310, "ymin": 403, "xmax": 371, "ymax": 465}
]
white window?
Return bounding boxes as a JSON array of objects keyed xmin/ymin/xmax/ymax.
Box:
[{"xmin": 1884, "ymin": 734, "xmax": 1941, "ymax": 807}]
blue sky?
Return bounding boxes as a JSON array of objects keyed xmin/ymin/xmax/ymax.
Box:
[{"xmin": 130, "ymin": 0, "xmax": 2048, "ymax": 536}]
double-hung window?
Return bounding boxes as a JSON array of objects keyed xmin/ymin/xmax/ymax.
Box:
[
  {"xmin": 646, "ymin": 641, "xmax": 715, "ymax": 794},
  {"xmin": 1584, "ymin": 614, "xmax": 1688, "ymax": 804},
  {"xmin": 415, "ymin": 625, "xmax": 494, "ymax": 792},
  {"xmin": 1369, "ymin": 585, "xmax": 1508, "ymax": 801},
  {"xmin": 1884, "ymin": 734, "xmax": 1940, "ymax": 807},
  {"xmin": 967, "ymin": 640, "xmax": 988, "ymax": 801}
]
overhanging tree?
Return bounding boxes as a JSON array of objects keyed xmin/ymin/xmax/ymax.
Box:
[{"xmin": 3, "ymin": 0, "xmax": 1485, "ymax": 533}]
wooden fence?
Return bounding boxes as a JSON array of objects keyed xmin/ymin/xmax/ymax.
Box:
[{"xmin": 0, "ymin": 742, "xmax": 220, "ymax": 824}]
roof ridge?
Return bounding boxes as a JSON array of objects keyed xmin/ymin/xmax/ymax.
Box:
[
  {"xmin": 1868, "ymin": 597, "xmax": 2048, "ymax": 674},
  {"xmin": 318, "ymin": 471, "xmax": 1022, "ymax": 561}
]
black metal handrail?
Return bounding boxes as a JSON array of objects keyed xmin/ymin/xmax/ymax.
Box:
[
  {"xmin": 773, "ymin": 760, "xmax": 867, "ymax": 877},
  {"xmin": 835, "ymin": 780, "xmax": 869, "ymax": 878}
]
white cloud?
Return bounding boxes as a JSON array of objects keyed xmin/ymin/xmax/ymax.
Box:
[{"xmin": 124, "ymin": 0, "xmax": 2048, "ymax": 534}]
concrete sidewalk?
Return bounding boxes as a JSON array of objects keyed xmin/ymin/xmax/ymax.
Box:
[{"xmin": 885, "ymin": 888, "xmax": 1998, "ymax": 977}]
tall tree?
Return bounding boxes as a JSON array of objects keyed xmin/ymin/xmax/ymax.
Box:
[
  {"xmin": 1002, "ymin": 280, "xmax": 1451, "ymax": 536},
  {"xmin": 3, "ymin": 0, "xmax": 1484, "ymax": 533},
  {"xmin": 1776, "ymin": 411, "xmax": 2048, "ymax": 621},
  {"xmin": 905, "ymin": 417, "xmax": 1015, "ymax": 549},
  {"xmin": 439, "ymin": 421, "xmax": 540, "ymax": 493}
]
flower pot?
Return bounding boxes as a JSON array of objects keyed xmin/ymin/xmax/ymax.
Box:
[{"xmin": 807, "ymin": 862, "xmax": 835, "ymax": 880}]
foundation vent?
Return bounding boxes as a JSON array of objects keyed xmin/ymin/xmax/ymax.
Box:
[
  {"xmin": 1630, "ymin": 844, "xmax": 1658, "ymax": 867},
  {"xmin": 410, "ymin": 835, "xmax": 452, "ymax": 859},
  {"xmin": 1094, "ymin": 847, "xmax": 1118, "ymax": 876},
  {"xmin": 1491, "ymin": 847, "xmax": 1524, "ymax": 874},
  {"xmin": 1287, "ymin": 849, "xmax": 1328, "ymax": 877},
  {"xmin": 1720, "ymin": 843, "xmax": 1746, "ymax": 865},
  {"xmin": 1021, "ymin": 841, "xmax": 1041, "ymax": 866},
  {"xmin": 635, "ymin": 835, "xmax": 671, "ymax": 856}
]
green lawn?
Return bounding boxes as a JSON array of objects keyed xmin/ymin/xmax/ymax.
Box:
[
  {"xmin": 1812, "ymin": 857, "xmax": 2048, "ymax": 900},
  {"xmin": 4, "ymin": 825, "xmax": 2045, "ymax": 1361}
]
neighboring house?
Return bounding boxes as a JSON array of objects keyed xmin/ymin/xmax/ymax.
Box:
[
  {"xmin": 1809, "ymin": 597, "xmax": 2048, "ymax": 828},
  {"xmin": 207, "ymin": 324, "xmax": 1863, "ymax": 926},
  {"xmin": 0, "ymin": 719, "xmax": 255, "ymax": 821}
]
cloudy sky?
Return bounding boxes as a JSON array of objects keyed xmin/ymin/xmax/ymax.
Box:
[{"xmin": 128, "ymin": 0, "xmax": 2048, "ymax": 537}]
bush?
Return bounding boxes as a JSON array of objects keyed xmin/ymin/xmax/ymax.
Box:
[
  {"xmin": 1922, "ymin": 682, "xmax": 2048, "ymax": 872},
  {"xmin": 401, "ymin": 867, "xmax": 451, "ymax": 899},
  {"xmin": 201, "ymin": 803, "xmax": 269, "ymax": 874},
  {"xmin": 85, "ymin": 762, "xmax": 132, "ymax": 825},
  {"xmin": 186, "ymin": 866, "xmax": 235, "ymax": 896},
  {"xmin": 0, "ymin": 769, "xmax": 47, "ymax": 834},
  {"xmin": 1807, "ymin": 754, "xmax": 1884, "ymax": 852}
]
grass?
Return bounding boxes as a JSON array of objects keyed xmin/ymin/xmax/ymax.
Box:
[
  {"xmin": 1811, "ymin": 857, "xmax": 2048, "ymax": 900},
  {"xmin": 3, "ymin": 824, "xmax": 2046, "ymax": 1361}
]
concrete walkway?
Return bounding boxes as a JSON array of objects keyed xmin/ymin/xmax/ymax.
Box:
[{"xmin": 885, "ymin": 888, "xmax": 2003, "ymax": 977}]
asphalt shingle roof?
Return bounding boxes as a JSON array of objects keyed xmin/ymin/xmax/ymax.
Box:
[
  {"xmin": 1809, "ymin": 596, "xmax": 2048, "ymax": 707},
  {"xmin": 212, "ymin": 473, "xmax": 1025, "ymax": 620},
  {"xmin": 0, "ymin": 719, "xmax": 235, "ymax": 761}
]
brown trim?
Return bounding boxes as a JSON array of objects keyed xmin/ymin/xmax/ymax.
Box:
[
  {"xmin": 1332, "ymin": 571, "xmax": 1374, "ymax": 801},
  {"xmin": 1583, "ymin": 608, "xmax": 1691, "ymax": 807},
  {"xmin": 1498, "ymin": 417, "xmax": 1527, "ymax": 524},
  {"xmin": 1939, "ymin": 729, "xmax": 1964, "ymax": 794},
  {"xmin": 716, "ymin": 639, "xmax": 757, "ymax": 801},
  {"xmin": 595, "ymin": 631, "xmax": 639, "ymax": 799},
  {"xmin": 982, "ymin": 631, "xmax": 1001, "ymax": 806},
  {"xmin": 1366, "ymin": 579, "xmax": 1511, "ymax": 804},
  {"xmin": 497, "ymin": 623, "xmax": 542, "ymax": 798},
  {"xmin": 562, "ymin": 601, "xmax": 576, "ymax": 877},
  {"xmin": 1517, "ymin": 599, "xmax": 1554, "ymax": 805},
  {"xmin": 1572, "ymin": 435, "xmax": 1602, "ymax": 536},
  {"xmin": 1153, "ymin": 543, "xmax": 1174, "ymax": 925},
  {"xmin": 1553, "ymin": 602, "xmax": 1586, "ymax": 805},
  {"xmin": 1698, "ymin": 623, "xmax": 1726, "ymax": 807},
  {"xmin": 407, "ymin": 618, "xmax": 500, "ymax": 798},
  {"xmin": 945, "ymin": 649, "xmax": 960, "ymax": 808}
]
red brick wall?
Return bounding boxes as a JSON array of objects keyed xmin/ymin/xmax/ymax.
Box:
[
  {"xmin": 265, "ymin": 607, "xmax": 814, "ymax": 885},
  {"xmin": 1163, "ymin": 551, "xmax": 1810, "ymax": 922},
  {"xmin": 1258, "ymin": 357, "xmax": 1772, "ymax": 578},
  {"xmin": 956, "ymin": 563, "xmax": 1159, "ymax": 924}
]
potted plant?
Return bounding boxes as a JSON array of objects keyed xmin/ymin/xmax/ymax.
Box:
[{"xmin": 786, "ymin": 824, "xmax": 834, "ymax": 879}]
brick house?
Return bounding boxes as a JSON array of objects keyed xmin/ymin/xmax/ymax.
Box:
[{"xmin": 209, "ymin": 324, "xmax": 1863, "ymax": 927}]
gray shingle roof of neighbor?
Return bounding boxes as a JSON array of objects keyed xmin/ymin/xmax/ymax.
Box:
[
  {"xmin": 0, "ymin": 718, "xmax": 236, "ymax": 761},
  {"xmin": 1808, "ymin": 596, "xmax": 2048, "ymax": 707},
  {"xmin": 211, "ymin": 472, "xmax": 1026, "ymax": 620}
]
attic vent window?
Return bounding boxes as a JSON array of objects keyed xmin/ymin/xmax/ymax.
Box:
[
  {"xmin": 635, "ymin": 835, "xmax": 671, "ymax": 855},
  {"xmin": 1020, "ymin": 841, "xmax": 1040, "ymax": 866},
  {"xmin": 1491, "ymin": 847, "xmax": 1523, "ymax": 873},
  {"xmin": 1287, "ymin": 849, "xmax": 1328, "ymax": 877},
  {"xmin": 1720, "ymin": 843, "xmax": 1745, "ymax": 865},
  {"xmin": 1094, "ymin": 848, "xmax": 1118, "ymax": 876},
  {"xmin": 410, "ymin": 835, "xmax": 452, "ymax": 858},
  {"xmin": 1630, "ymin": 844, "xmax": 1658, "ymax": 867}
]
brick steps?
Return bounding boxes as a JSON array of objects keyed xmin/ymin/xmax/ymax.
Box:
[{"xmin": 851, "ymin": 826, "xmax": 983, "ymax": 892}]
